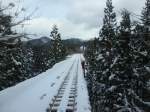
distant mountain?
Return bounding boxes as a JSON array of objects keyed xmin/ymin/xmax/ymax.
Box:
[
  {"xmin": 62, "ymin": 38, "xmax": 84, "ymax": 53},
  {"xmin": 0, "ymin": 34, "xmax": 30, "ymax": 43},
  {"xmin": 26, "ymin": 36, "xmax": 51, "ymax": 47},
  {"xmin": 63, "ymin": 38, "xmax": 84, "ymax": 46}
]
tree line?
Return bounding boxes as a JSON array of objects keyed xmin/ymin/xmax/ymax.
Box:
[
  {"xmin": 0, "ymin": 2, "xmax": 67, "ymax": 90},
  {"xmin": 85, "ymin": 0, "xmax": 150, "ymax": 112}
]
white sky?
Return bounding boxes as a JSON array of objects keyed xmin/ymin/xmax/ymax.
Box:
[{"xmin": 2, "ymin": 0, "xmax": 145, "ymax": 40}]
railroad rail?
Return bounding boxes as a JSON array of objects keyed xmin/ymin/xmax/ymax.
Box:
[{"xmin": 46, "ymin": 58, "xmax": 79, "ymax": 112}]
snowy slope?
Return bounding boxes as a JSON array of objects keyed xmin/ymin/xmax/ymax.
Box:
[
  {"xmin": 0, "ymin": 55, "xmax": 75, "ymax": 112},
  {"xmin": 0, "ymin": 54, "xmax": 91, "ymax": 112}
]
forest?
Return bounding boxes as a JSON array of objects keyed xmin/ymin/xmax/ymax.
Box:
[
  {"xmin": 85, "ymin": 0, "xmax": 150, "ymax": 112},
  {"xmin": 0, "ymin": 0, "xmax": 150, "ymax": 112}
]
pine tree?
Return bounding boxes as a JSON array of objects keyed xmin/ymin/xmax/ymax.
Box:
[
  {"xmin": 118, "ymin": 9, "xmax": 131, "ymax": 54},
  {"xmin": 85, "ymin": 0, "xmax": 117, "ymax": 111},
  {"xmin": 85, "ymin": 0, "xmax": 150, "ymax": 111},
  {"xmin": 0, "ymin": 15, "xmax": 12, "ymax": 35},
  {"xmin": 50, "ymin": 25, "xmax": 66, "ymax": 61},
  {"xmin": 110, "ymin": 9, "xmax": 134, "ymax": 111},
  {"xmin": 100, "ymin": 0, "xmax": 117, "ymax": 45},
  {"xmin": 141, "ymin": 0, "xmax": 150, "ymax": 41},
  {"xmin": 0, "ymin": 39, "xmax": 29, "ymax": 90},
  {"xmin": 84, "ymin": 38, "xmax": 100, "ymax": 111},
  {"xmin": 0, "ymin": 2, "xmax": 34, "ymax": 90}
]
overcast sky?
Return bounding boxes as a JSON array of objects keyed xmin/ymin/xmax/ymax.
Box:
[{"xmin": 3, "ymin": 0, "xmax": 146, "ymax": 40}]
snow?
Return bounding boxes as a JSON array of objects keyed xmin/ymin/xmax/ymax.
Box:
[
  {"xmin": 139, "ymin": 51, "xmax": 148, "ymax": 56},
  {"xmin": 125, "ymin": 28, "xmax": 130, "ymax": 32},
  {"xmin": 41, "ymin": 37, "xmax": 50, "ymax": 43},
  {"xmin": 80, "ymin": 46, "xmax": 85, "ymax": 52},
  {"xmin": 80, "ymin": 54, "xmax": 85, "ymax": 61},
  {"xmin": 20, "ymin": 37, "xmax": 30, "ymax": 42},
  {"xmin": 106, "ymin": 51, "xmax": 109, "ymax": 56},
  {"xmin": 108, "ymin": 86, "xmax": 117, "ymax": 92},
  {"xmin": 133, "ymin": 68, "xmax": 139, "ymax": 77},
  {"xmin": 143, "ymin": 101, "xmax": 150, "ymax": 106},
  {"xmin": 145, "ymin": 66, "xmax": 150, "ymax": 73},
  {"xmin": 58, "ymin": 59, "xmax": 78, "ymax": 111},
  {"xmin": 97, "ymin": 54, "xmax": 103, "ymax": 60},
  {"xmin": 76, "ymin": 55, "xmax": 91, "ymax": 112},
  {"xmin": 110, "ymin": 57, "xmax": 118, "ymax": 68},
  {"xmin": 109, "ymin": 74, "xmax": 116, "ymax": 80},
  {"xmin": 11, "ymin": 56, "xmax": 21, "ymax": 66},
  {"xmin": 0, "ymin": 54, "xmax": 91, "ymax": 112}
]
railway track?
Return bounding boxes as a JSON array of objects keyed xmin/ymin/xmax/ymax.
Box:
[
  {"xmin": 46, "ymin": 58, "xmax": 79, "ymax": 112},
  {"xmin": 66, "ymin": 59, "xmax": 78, "ymax": 112}
]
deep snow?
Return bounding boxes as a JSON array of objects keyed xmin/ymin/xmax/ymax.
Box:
[{"xmin": 0, "ymin": 54, "xmax": 91, "ymax": 112}]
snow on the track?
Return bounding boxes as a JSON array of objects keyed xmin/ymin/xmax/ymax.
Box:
[
  {"xmin": 0, "ymin": 54, "xmax": 91, "ymax": 112},
  {"xmin": 58, "ymin": 58, "xmax": 78, "ymax": 111}
]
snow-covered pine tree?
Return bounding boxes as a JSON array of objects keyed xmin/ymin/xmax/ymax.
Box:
[
  {"xmin": 31, "ymin": 43, "xmax": 54, "ymax": 74},
  {"xmin": 50, "ymin": 25, "xmax": 66, "ymax": 61},
  {"xmin": 22, "ymin": 46, "xmax": 34, "ymax": 78},
  {"xmin": 0, "ymin": 38, "xmax": 29, "ymax": 90},
  {"xmin": 128, "ymin": 0, "xmax": 150, "ymax": 111},
  {"xmin": 100, "ymin": 0, "xmax": 117, "ymax": 45},
  {"xmin": 109, "ymin": 9, "xmax": 135, "ymax": 112},
  {"xmin": 84, "ymin": 38, "xmax": 100, "ymax": 111},
  {"xmin": 141, "ymin": 0, "xmax": 150, "ymax": 41},
  {"xmin": 0, "ymin": 2, "xmax": 34, "ymax": 90},
  {"xmin": 85, "ymin": 0, "xmax": 117, "ymax": 111},
  {"xmin": 91, "ymin": 0, "xmax": 117, "ymax": 111},
  {"xmin": 85, "ymin": 0, "xmax": 150, "ymax": 111}
]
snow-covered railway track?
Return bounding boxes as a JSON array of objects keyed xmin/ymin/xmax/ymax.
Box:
[
  {"xmin": 66, "ymin": 60, "xmax": 78, "ymax": 112},
  {"xmin": 0, "ymin": 54, "xmax": 91, "ymax": 112},
  {"xmin": 47, "ymin": 58, "xmax": 79, "ymax": 112}
]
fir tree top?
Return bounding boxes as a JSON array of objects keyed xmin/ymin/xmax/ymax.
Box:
[
  {"xmin": 50, "ymin": 25, "xmax": 61, "ymax": 40},
  {"xmin": 120, "ymin": 9, "xmax": 131, "ymax": 33},
  {"xmin": 100, "ymin": 0, "xmax": 116, "ymax": 45},
  {"xmin": 142, "ymin": 0, "xmax": 150, "ymax": 26}
]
